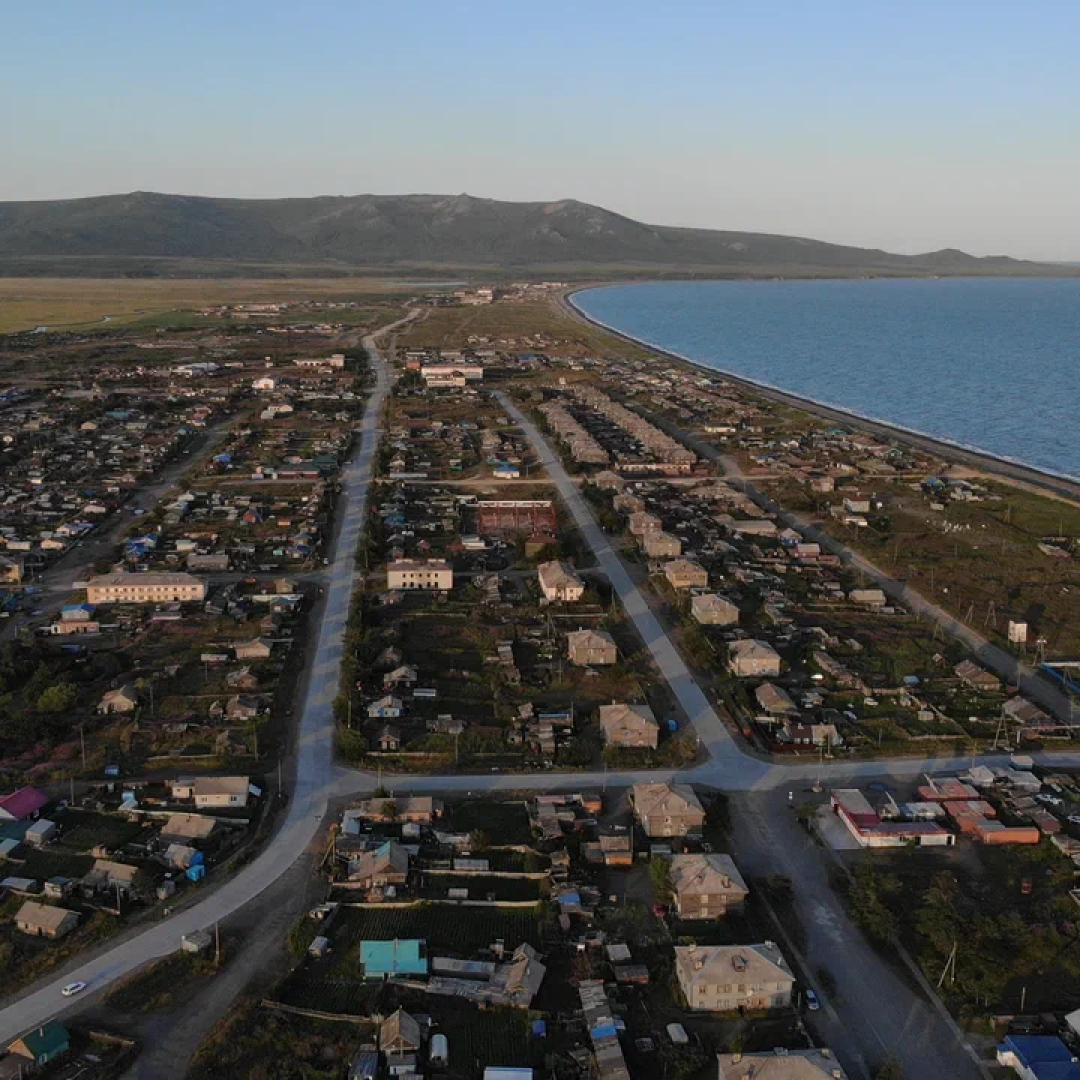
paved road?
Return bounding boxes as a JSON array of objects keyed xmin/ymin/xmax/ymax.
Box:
[
  {"xmin": 496, "ymin": 390, "xmax": 746, "ymax": 769},
  {"xmin": 729, "ymin": 790, "xmax": 987, "ymax": 1080},
  {"xmin": 0, "ymin": 314, "xmax": 415, "ymax": 1044}
]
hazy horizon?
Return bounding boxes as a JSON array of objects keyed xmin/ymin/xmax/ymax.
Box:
[{"xmin": 4, "ymin": 1, "xmax": 1079, "ymax": 261}]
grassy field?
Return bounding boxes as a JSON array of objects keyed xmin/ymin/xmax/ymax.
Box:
[
  {"xmin": 401, "ymin": 297, "xmax": 653, "ymax": 358},
  {"xmin": 0, "ymin": 277, "xmax": 419, "ymax": 333},
  {"xmin": 842, "ymin": 480, "xmax": 1080, "ymax": 656},
  {"xmin": 191, "ymin": 996, "xmax": 374, "ymax": 1079},
  {"xmin": 105, "ymin": 946, "xmax": 225, "ymax": 1012},
  {"xmin": 442, "ymin": 799, "xmax": 533, "ymax": 846}
]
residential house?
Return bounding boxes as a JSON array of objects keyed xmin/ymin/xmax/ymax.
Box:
[
  {"xmin": 386, "ymin": 559, "xmax": 453, "ymax": 591},
  {"xmin": 728, "ymin": 640, "xmax": 782, "ymax": 678},
  {"xmin": 849, "ymin": 588, "xmax": 887, "ymax": 609},
  {"xmin": 348, "ymin": 840, "xmax": 410, "ymax": 890},
  {"xmin": 537, "ymin": 560, "xmax": 585, "ymax": 603},
  {"xmin": 0, "ymin": 787, "xmax": 48, "ymax": 822},
  {"xmin": 6, "ymin": 1022, "xmax": 69, "ymax": 1070},
  {"xmin": 159, "ymin": 814, "xmax": 217, "ymax": 845},
  {"xmin": 380, "ymin": 1009, "xmax": 422, "ymax": 1055},
  {"xmin": 690, "ymin": 593, "xmax": 739, "ymax": 626},
  {"xmin": 225, "ymin": 695, "xmax": 260, "ymax": 721},
  {"xmin": 784, "ymin": 720, "xmax": 842, "ymax": 748},
  {"xmin": 717, "ymin": 1049, "xmax": 849, "ymax": 1080},
  {"xmin": 360, "ymin": 938, "xmax": 428, "ymax": 979},
  {"xmin": 383, "ymin": 665, "xmax": 418, "ymax": 690},
  {"xmin": 566, "ymin": 629, "xmax": 617, "ymax": 667},
  {"xmin": 352, "ymin": 796, "xmax": 442, "ymax": 824},
  {"xmin": 674, "ymin": 942, "xmax": 794, "ymax": 1012},
  {"xmin": 367, "ymin": 695, "xmax": 403, "ymax": 719},
  {"xmin": 189, "ymin": 776, "xmax": 252, "ymax": 809},
  {"xmin": 598, "ymin": 702, "xmax": 660, "ymax": 749},
  {"xmin": 15, "ymin": 901, "xmax": 79, "ymax": 939},
  {"xmin": 663, "ymin": 558, "xmax": 708, "ymax": 591},
  {"xmin": 97, "ymin": 684, "xmax": 139, "ymax": 714},
  {"xmin": 643, "ymin": 530, "xmax": 682, "ymax": 559},
  {"xmin": 997, "ymin": 1035, "xmax": 1080, "ymax": 1080},
  {"xmin": 376, "ymin": 725, "xmax": 402, "ymax": 752},
  {"xmin": 754, "ymin": 683, "xmax": 798, "ymax": 719},
  {"xmin": 669, "ymin": 854, "xmax": 749, "ymax": 919},
  {"xmin": 87, "ymin": 571, "xmax": 206, "ymax": 604},
  {"xmin": 954, "ymin": 659, "xmax": 1001, "ymax": 693},
  {"xmin": 0, "ymin": 556, "xmax": 24, "ymax": 586},
  {"xmin": 631, "ymin": 783, "xmax": 705, "ymax": 838},
  {"xmin": 82, "ymin": 859, "xmax": 139, "ymax": 897},
  {"xmin": 488, "ymin": 942, "xmax": 547, "ymax": 1007},
  {"xmin": 628, "ymin": 511, "xmax": 661, "ymax": 536},
  {"xmin": 233, "ymin": 637, "xmax": 273, "ymax": 661}
]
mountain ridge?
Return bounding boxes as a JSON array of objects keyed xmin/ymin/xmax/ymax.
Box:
[{"xmin": 0, "ymin": 191, "xmax": 1068, "ymax": 277}]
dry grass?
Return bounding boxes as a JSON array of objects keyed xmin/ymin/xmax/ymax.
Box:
[
  {"xmin": 0, "ymin": 277, "xmax": 416, "ymax": 333},
  {"xmin": 402, "ymin": 297, "xmax": 653, "ymax": 358}
]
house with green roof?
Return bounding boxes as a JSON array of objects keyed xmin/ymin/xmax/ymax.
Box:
[
  {"xmin": 360, "ymin": 939, "xmax": 427, "ymax": 979},
  {"xmin": 7, "ymin": 1020, "xmax": 69, "ymax": 1068}
]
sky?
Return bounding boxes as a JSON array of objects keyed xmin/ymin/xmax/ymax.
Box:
[{"xmin": 3, "ymin": 0, "xmax": 1079, "ymax": 260}]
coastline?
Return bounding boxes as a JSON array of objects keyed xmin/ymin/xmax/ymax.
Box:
[{"xmin": 561, "ymin": 283, "xmax": 1080, "ymax": 505}]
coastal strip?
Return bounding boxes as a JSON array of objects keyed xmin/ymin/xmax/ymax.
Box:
[{"xmin": 561, "ymin": 285, "xmax": 1080, "ymax": 505}]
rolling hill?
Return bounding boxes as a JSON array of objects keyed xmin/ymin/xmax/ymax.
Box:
[{"xmin": 0, "ymin": 191, "xmax": 1066, "ymax": 278}]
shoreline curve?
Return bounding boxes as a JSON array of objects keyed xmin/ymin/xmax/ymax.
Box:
[{"xmin": 563, "ymin": 283, "xmax": 1080, "ymax": 504}]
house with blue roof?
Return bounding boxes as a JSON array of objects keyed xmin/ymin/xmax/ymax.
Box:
[
  {"xmin": 997, "ymin": 1034, "xmax": 1080, "ymax": 1080},
  {"xmin": 360, "ymin": 938, "xmax": 427, "ymax": 979}
]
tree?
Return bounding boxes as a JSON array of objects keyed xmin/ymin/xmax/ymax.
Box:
[
  {"xmin": 36, "ymin": 683, "xmax": 77, "ymax": 714},
  {"xmin": 849, "ymin": 864, "xmax": 899, "ymax": 943},
  {"xmin": 469, "ymin": 829, "xmax": 491, "ymax": 852},
  {"xmin": 875, "ymin": 1055, "xmax": 904, "ymax": 1080},
  {"xmin": 380, "ymin": 799, "xmax": 398, "ymax": 821},
  {"xmin": 649, "ymin": 856, "xmax": 674, "ymax": 903}
]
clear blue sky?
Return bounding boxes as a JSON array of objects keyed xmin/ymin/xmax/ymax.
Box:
[{"xmin": 3, "ymin": 0, "xmax": 1079, "ymax": 259}]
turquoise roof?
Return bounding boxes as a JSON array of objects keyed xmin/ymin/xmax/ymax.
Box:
[
  {"xmin": 16, "ymin": 1021, "xmax": 69, "ymax": 1061},
  {"xmin": 360, "ymin": 938, "xmax": 427, "ymax": 977}
]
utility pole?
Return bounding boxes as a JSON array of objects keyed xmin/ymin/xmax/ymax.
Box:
[
  {"xmin": 80, "ymin": 725, "xmax": 87, "ymax": 772},
  {"xmin": 215, "ymin": 921, "xmax": 221, "ymax": 967},
  {"xmin": 937, "ymin": 940, "xmax": 957, "ymax": 988}
]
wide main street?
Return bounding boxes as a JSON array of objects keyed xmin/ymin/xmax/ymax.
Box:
[{"xmin": 3, "ymin": 326, "xmax": 1071, "ymax": 1077}]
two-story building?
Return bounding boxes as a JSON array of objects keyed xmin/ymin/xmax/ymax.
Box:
[{"xmin": 675, "ymin": 942, "xmax": 794, "ymax": 1012}]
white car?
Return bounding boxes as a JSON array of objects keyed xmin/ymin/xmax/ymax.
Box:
[
  {"xmin": 61, "ymin": 981, "xmax": 86, "ymax": 997},
  {"xmin": 1036, "ymin": 794, "xmax": 1063, "ymax": 807},
  {"xmin": 1068, "ymin": 815, "xmax": 1080, "ymax": 827}
]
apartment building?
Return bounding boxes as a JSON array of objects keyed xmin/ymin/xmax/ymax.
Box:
[{"xmin": 86, "ymin": 571, "xmax": 206, "ymax": 605}]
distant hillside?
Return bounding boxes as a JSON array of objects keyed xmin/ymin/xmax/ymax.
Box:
[{"xmin": 0, "ymin": 191, "xmax": 1068, "ymax": 278}]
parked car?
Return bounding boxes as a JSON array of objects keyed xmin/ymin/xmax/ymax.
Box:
[{"xmin": 805, "ymin": 988, "xmax": 820, "ymax": 1011}]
